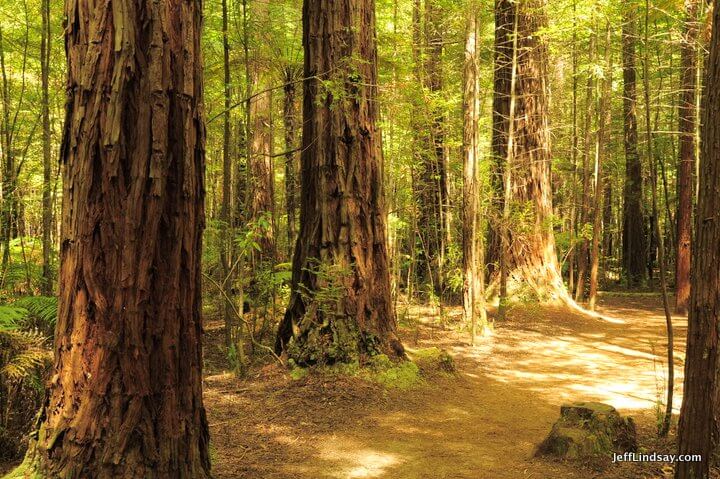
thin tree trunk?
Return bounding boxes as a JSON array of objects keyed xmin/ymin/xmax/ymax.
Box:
[
  {"xmin": 220, "ymin": 0, "xmax": 234, "ymax": 353},
  {"xmin": 589, "ymin": 24, "xmax": 611, "ymax": 311},
  {"xmin": 675, "ymin": 0, "xmax": 699, "ymax": 314},
  {"xmin": 274, "ymin": 0, "xmax": 404, "ymax": 364},
  {"xmin": 463, "ymin": 2, "xmax": 489, "ymax": 343},
  {"xmin": 642, "ymin": 15, "xmax": 674, "ymax": 438},
  {"xmin": 14, "ymin": 0, "xmax": 211, "ymax": 473},
  {"xmin": 40, "ymin": 0, "xmax": 52, "ymax": 294},
  {"xmin": 622, "ymin": 10, "xmax": 647, "ymax": 287},
  {"xmin": 674, "ymin": 2, "xmax": 720, "ymax": 475},
  {"xmin": 283, "ymin": 66, "xmax": 300, "ymax": 260},
  {"xmin": 576, "ymin": 32, "xmax": 596, "ymax": 302}
]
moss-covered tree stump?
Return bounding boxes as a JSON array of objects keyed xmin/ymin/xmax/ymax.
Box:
[{"xmin": 536, "ymin": 402, "xmax": 637, "ymax": 459}]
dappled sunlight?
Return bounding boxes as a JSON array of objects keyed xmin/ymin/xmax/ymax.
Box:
[
  {"xmin": 317, "ymin": 439, "xmax": 403, "ymax": 479},
  {"xmin": 407, "ymin": 296, "xmax": 685, "ymax": 414}
]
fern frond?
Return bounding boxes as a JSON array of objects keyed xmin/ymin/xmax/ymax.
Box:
[{"xmin": 13, "ymin": 296, "xmax": 58, "ymax": 327}]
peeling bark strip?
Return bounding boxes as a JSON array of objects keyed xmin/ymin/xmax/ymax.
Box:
[
  {"xmin": 21, "ymin": 0, "xmax": 211, "ymax": 475},
  {"xmin": 275, "ymin": 0, "xmax": 404, "ymax": 364}
]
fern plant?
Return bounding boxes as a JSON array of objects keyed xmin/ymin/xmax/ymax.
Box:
[{"xmin": 0, "ymin": 298, "xmax": 54, "ymax": 460}]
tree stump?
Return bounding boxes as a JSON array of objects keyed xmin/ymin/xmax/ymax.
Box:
[{"xmin": 536, "ymin": 402, "xmax": 637, "ymax": 459}]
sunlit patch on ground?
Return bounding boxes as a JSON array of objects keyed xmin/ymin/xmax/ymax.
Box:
[
  {"xmin": 317, "ymin": 440, "xmax": 403, "ymax": 478},
  {"xmin": 201, "ymin": 294, "xmax": 689, "ymax": 479}
]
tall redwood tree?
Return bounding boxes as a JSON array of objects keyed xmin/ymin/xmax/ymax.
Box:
[
  {"xmin": 275, "ymin": 0, "xmax": 404, "ymax": 364},
  {"xmin": 675, "ymin": 1, "xmax": 720, "ymax": 476},
  {"xmin": 496, "ymin": 0, "xmax": 566, "ymax": 300},
  {"xmin": 12, "ymin": 0, "xmax": 212, "ymax": 474}
]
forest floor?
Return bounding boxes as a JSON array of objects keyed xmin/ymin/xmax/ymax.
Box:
[{"xmin": 203, "ymin": 293, "xmax": 706, "ymax": 479}]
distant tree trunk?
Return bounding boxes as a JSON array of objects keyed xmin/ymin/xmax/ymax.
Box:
[
  {"xmin": 603, "ymin": 179, "xmax": 612, "ymax": 260},
  {"xmin": 414, "ymin": 0, "xmax": 447, "ymax": 297},
  {"xmin": 576, "ymin": 32, "xmax": 596, "ymax": 302},
  {"xmin": 274, "ymin": 0, "xmax": 404, "ymax": 365},
  {"xmin": 568, "ymin": 0, "xmax": 578, "ymax": 293},
  {"xmin": 463, "ymin": 2, "xmax": 489, "ymax": 342},
  {"xmin": 501, "ymin": 0, "xmax": 566, "ymax": 300},
  {"xmin": 488, "ymin": 0, "xmax": 515, "ymax": 277},
  {"xmin": 675, "ymin": 0, "xmax": 699, "ymax": 314},
  {"xmin": 622, "ymin": 10, "xmax": 647, "ymax": 287},
  {"xmin": 589, "ymin": 24, "xmax": 611, "ymax": 311},
  {"xmin": 674, "ymin": 3, "xmax": 720, "ymax": 475},
  {"xmin": 0, "ymin": 27, "xmax": 18, "ymax": 275},
  {"xmin": 220, "ymin": 0, "xmax": 234, "ymax": 351},
  {"xmin": 426, "ymin": 0, "xmax": 450, "ymax": 298},
  {"xmin": 14, "ymin": 0, "xmax": 211, "ymax": 474},
  {"xmin": 283, "ymin": 66, "xmax": 301, "ymax": 260},
  {"xmin": 40, "ymin": 0, "xmax": 52, "ymax": 295},
  {"xmin": 248, "ymin": 0, "xmax": 275, "ymax": 262}
]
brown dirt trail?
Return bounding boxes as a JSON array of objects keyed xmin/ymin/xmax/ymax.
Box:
[{"xmin": 205, "ymin": 294, "xmax": 687, "ymax": 479}]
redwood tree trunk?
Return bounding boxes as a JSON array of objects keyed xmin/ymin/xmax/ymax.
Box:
[
  {"xmin": 17, "ymin": 0, "xmax": 211, "ymax": 474},
  {"xmin": 503, "ymin": 0, "xmax": 566, "ymax": 300},
  {"xmin": 488, "ymin": 0, "xmax": 514, "ymax": 277},
  {"xmin": 248, "ymin": 0, "xmax": 275, "ymax": 262},
  {"xmin": 275, "ymin": 0, "xmax": 404, "ymax": 364},
  {"xmin": 675, "ymin": 0, "xmax": 698, "ymax": 314},
  {"xmin": 674, "ymin": 3, "xmax": 720, "ymax": 476},
  {"xmin": 622, "ymin": 11, "xmax": 647, "ymax": 287}
]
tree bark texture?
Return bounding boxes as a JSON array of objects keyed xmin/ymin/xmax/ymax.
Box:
[
  {"xmin": 17, "ymin": 0, "xmax": 212, "ymax": 474},
  {"xmin": 674, "ymin": 3, "xmax": 720, "ymax": 476},
  {"xmin": 274, "ymin": 0, "xmax": 404, "ymax": 365},
  {"xmin": 503, "ymin": 0, "xmax": 566, "ymax": 300}
]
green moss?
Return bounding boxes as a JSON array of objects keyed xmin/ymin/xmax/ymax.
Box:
[
  {"xmin": 289, "ymin": 366, "xmax": 309, "ymax": 380},
  {"xmin": 407, "ymin": 347, "xmax": 455, "ymax": 374},
  {"xmin": 371, "ymin": 360, "xmax": 421, "ymax": 389},
  {"xmin": 2, "ymin": 455, "xmax": 42, "ymax": 479}
]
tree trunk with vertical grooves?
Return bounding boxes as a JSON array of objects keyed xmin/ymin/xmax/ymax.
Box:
[
  {"xmin": 12, "ymin": 0, "xmax": 211, "ymax": 474},
  {"xmin": 248, "ymin": 0, "xmax": 275, "ymax": 262},
  {"xmin": 488, "ymin": 0, "xmax": 514, "ymax": 278},
  {"xmin": 40, "ymin": 0, "xmax": 52, "ymax": 295},
  {"xmin": 674, "ymin": 3, "xmax": 720, "ymax": 475},
  {"xmin": 283, "ymin": 66, "xmax": 300, "ymax": 260},
  {"xmin": 622, "ymin": 10, "xmax": 646, "ymax": 287},
  {"xmin": 463, "ymin": 2, "xmax": 489, "ymax": 341},
  {"xmin": 274, "ymin": 0, "xmax": 404, "ymax": 365},
  {"xmin": 675, "ymin": 0, "xmax": 699, "ymax": 314},
  {"xmin": 502, "ymin": 0, "xmax": 566, "ymax": 301}
]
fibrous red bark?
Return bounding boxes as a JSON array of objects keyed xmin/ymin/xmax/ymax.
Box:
[
  {"xmin": 275, "ymin": 0, "xmax": 404, "ymax": 364},
  {"xmin": 14, "ymin": 0, "xmax": 212, "ymax": 475}
]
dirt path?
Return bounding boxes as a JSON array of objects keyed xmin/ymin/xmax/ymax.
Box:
[{"xmin": 205, "ymin": 295, "xmax": 686, "ymax": 478}]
